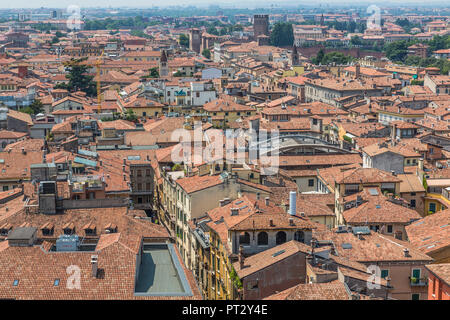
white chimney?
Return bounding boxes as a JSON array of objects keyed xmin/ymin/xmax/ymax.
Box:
[
  {"xmin": 91, "ymin": 255, "xmax": 98, "ymax": 278},
  {"xmin": 289, "ymin": 191, "xmax": 296, "ymax": 215}
]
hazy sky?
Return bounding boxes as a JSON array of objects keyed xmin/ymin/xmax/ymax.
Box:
[{"xmin": 1, "ymin": 0, "xmax": 449, "ymax": 9}]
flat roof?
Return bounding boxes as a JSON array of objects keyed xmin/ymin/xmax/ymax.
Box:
[
  {"xmin": 8, "ymin": 227, "xmax": 37, "ymax": 240},
  {"xmin": 134, "ymin": 243, "xmax": 193, "ymax": 297}
]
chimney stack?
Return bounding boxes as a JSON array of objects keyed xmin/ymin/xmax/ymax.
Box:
[
  {"xmin": 91, "ymin": 255, "xmax": 98, "ymax": 278},
  {"xmin": 289, "ymin": 191, "xmax": 296, "ymax": 216},
  {"xmin": 355, "ymin": 64, "xmax": 361, "ymax": 79},
  {"xmin": 239, "ymin": 245, "xmax": 244, "ymax": 269},
  {"xmin": 403, "ymin": 248, "xmax": 410, "ymax": 257}
]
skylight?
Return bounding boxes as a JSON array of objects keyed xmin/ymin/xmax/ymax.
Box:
[
  {"xmin": 13, "ymin": 280, "xmax": 19, "ymax": 286},
  {"xmin": 272, "ymin": 249, "xmax": 286, "ymax": 257},
  {"xmin": 368, "ymin": 188, "xmax": 379, "ymax": 196},
  {"xmin": 342, "ymin": 243, "xmax": 352, "ymax": 249},
  {"xmin": 54, "ymin": 279, "xmax": 60, "ymax": 286}
]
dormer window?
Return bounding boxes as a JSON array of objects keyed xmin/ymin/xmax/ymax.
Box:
[
  {"xmin": 40, "ymin": 223, "xmax": 54, "ymax": 236},
  {"xmin": 0, "ymin": 223, "xmax": 12, "ymax": 236},
  {"xmin": 63, "ymin": 222, "xmax": 75, "ymax": 235},
  {"xmin": 83, "ymin": 221, "xmax": 96, "ymax": 236},
  {"xmin": 104, "ymin": 223, "xmax": 117, "ymax": 234}
]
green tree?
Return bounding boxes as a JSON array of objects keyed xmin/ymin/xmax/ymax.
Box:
[
  {"xmin": 269, "ymin": 22, "xmax": 294, "ymax": 47},
  {"xmin": 62, "ymin": 58, "xmax": 96, "ymax": 97},
  {"xmin": 179, "ymin": 34, "xmax": 189, "ymax": 47},
  {"xmin": 20, "ymin": 99, "xmax": 44, "ymax": 115},
  {"xmin": 350, "ymin": 35, "xmax": 362, "ymax": 46},
  {"xmin": 384, "ymin": 41, "xmax": 409, "ymax": 62},
  {"xmin": 312, "ymin": 49, "xmax": 325, "ymax": 65},
  {"xmin": 124, "ymin": 109, "xmax": 138, "ymax": 122},
  {"xmin": 202, "ymin": 48, "xmax": 211, "ymax": 59},
  {"xmin": 149, "ymin": 67, "xmax": 159, "ymax": 78}
]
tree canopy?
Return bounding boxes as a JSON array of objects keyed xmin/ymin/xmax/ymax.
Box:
[
  {"xmin": 56, "ymin": 58, "xmax": 96, "ymax": 97},
  {"xmin": 202, "ymin": 49, "xmax": 211, "ymax": 59},
  {"xmin": 179, "ymin": 34, "xmax": 189, "ymax": 47},
  {"xmin": 269, "ymin": 22, "xmax": 294, "ymax": 47},
  {"xmin": 312, "ymin": 50, "xmax": 354, "ymax": 65}
]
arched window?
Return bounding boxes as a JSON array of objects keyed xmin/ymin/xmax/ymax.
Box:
[
  {"xmin": 239, "ymin": 232, "xmax": 250, "ymax": 245},
  {"xmin": 294, "ymin": 231, "xmax": 305, "ymax": 243},
  {"xmin": 257, "ymin": 232, "xmax": 268, "ymax": 246},
  {"xmin": 276, "ymin": 231, "xmax": 286, "ymax": 245}
]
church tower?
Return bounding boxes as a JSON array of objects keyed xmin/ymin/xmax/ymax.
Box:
[{"xmin": 159, "ymin": 50, "xmax": 168, "ymax": 77}]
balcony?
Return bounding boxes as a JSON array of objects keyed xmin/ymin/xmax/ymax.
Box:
[{"xmin": 410, "ymin": 277, "xmax": 427, "ymax": 286}]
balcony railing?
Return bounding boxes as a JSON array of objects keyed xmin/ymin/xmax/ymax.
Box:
[{"xmin": 410, "ymin": 277, "xmax": 427, "ymax": 286}]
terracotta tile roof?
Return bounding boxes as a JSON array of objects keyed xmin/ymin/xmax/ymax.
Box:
[
  {"xmin": 398, "ymin": 174, "xmax": 425, "ymax": 193},
  {"xmin": 0, "ymin": 130, "xmax": 27, "ymax": 140},
  {"xmin": 0, "ymin": 231, "xmax": 201, "ymax": 299},
  {"xmin": 334, "ymin": 167, "xmax": 401, "ymax": 185},
  {"xmin": 203, "ymin": 98, "xmax": 254, "ymax": 112},
  {"xmin": 362, "ymin": 141, "xmax": 421, "ymax": 158},
  {"xmin": 98, "ymin": 119, "xmax": 136, "ymax": 131},
  {"xmin": 342, "ymin": 193, "xmax": 422, "ymax": 224},
  {"xmin": 405, "ymin": 209, "xmax": 450, "ymax": 255},
  {"xmin": 425, "ymin": 263, "xmax": 450, "ymax": 286},
  {"xmin": 0, "ymin": 150, "xmax": 43, "ymax": 181},
  {"xmin": 233, "ymin": 240, "xmax": 313, "ymax": 278},
  {"xmin": 264, "ymin": 280, "xmax": 350, "ymax": 300},
  {"xmin": 316, "ymin": 230, "xmax": 433, "ymax": 263},
  {"xmin": 296, "ymin": 194, "xmax": 335, "ymax": 217},
  {"xmin": 176, "ymin": 174, "xmax": 223, "ymax": 194},
  {"xmin": 278, "ymin": 154, "xmax": 362, "ymax": 167},
  {"xmin": 262, "ymin": 101, "xmax": 348, "ymax": 117},
  {"xmin": 6, "ymin": 110, "xmax": 33, "ymax": 126}
]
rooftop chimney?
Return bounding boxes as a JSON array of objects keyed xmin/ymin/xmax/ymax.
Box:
[
  {"xmin": 91, "ymin": 255, "xmax": 98, "ymax": 278},
  {"xmin": 403, "ymin": 248, "xmax": 410, "ymax": 257},
  {"xmin": 289, "ymin": 191, "xmax": 296, "ymax": 216},
  {"xmin": 239, "ymin": 245, "xmax": 244, "ymax": 269},
  {"xmin": 355, "ymin": 64, "xmax": 361, "ymax": 79}
]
